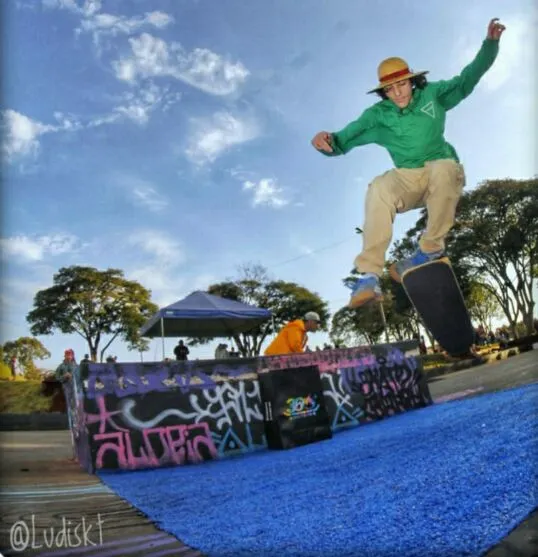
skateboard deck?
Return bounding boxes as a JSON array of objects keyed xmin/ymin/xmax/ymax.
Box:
[{"xmin": 401, "ymin": 257, "xmax": 475, "ymax": 357}]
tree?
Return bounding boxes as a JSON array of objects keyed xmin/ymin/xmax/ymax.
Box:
[
  {"xmin": 26, "ymin": 266, "xmax": 158, "ymax": 362},
  {"xmin": 467, "ymin": 280, "xmax": 503, "ymax": 332},
  {"xmin": 188, "ymin": 263, "xmax": 330, "ymax": 356},
  {"xmin": 330, "ymin": 304, "xmax": 385, "ymax": 346},
  {"xmin": 2, "ymin": 337, "xmax": 51, "ymax": 379},
  {"xmin": 452, "ymin": 179, "xmax": 537, "ymax": 336}
]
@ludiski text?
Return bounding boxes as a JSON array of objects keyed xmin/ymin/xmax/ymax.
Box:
[{"xmin": 10, "ymin": 514, "xmax": 105, "ymax": 552}]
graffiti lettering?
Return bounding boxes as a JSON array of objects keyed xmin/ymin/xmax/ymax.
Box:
[
  {"xmin": 188, "ymin": 381, "xmax": 263, "ymax": 430},
  {"xmin": 117, "ymin": 381, "xmax": 263, "ymax": 431},
  {"xmin": 361, "ymin": 383, "xmax": 423, "ymax": 421},
  {"xmin": 321, "ymin": 373, "xmax": 364, "ymax": 429},
  {"xmin": 86, "ymin": 396, "xmax": 130, "ymax": 434},
  {"xmin": 340, "ymin": 360, "xmax": 418, "ymax": 395},
  {"xmin": 94, "ymin": 423, "xmax": 217, "ymax": 470},
  {"xmin": 68, "ymin": 343, "xmax": 430, "ymax": 472}
]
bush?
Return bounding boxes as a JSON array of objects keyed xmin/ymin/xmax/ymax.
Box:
[
  {"xmin": 0, "ymin": 380, "xmax": 52, "ymax": 413},
  {"xmin": 0, "ymin": 362, "xmax": 12, "ymax": 380}
]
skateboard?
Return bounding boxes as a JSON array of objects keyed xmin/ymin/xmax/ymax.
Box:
[{"xmin": 400, "ymin": 257, "xmax": 475, "ymax": 357}]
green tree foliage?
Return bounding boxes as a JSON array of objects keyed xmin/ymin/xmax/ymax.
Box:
[
  {"xmin": 467, "ymin": 280, "xmax": 503, "ymax": 332},
  {"xmin": 188, "ymin": 263, "xmax": 330, "ymax": 356},
  {"xmin": 330, "ymin": 304, "xmax": 385, "ymax": 346},
  {"xmin": 1, "ymin": 337, "xmax": 51, "ymax": 378},
  {"xmin": 26, "ymin": 266, "xmax": 158, "ymax": 362},
  {"xmin": 452, "ymin": 178, "xmax": 537, "ymax": 335}
]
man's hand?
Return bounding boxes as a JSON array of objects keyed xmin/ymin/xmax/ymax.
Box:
[
  {"xmin": 487, "ymin": 18, "xmax": 506, "ymax": 40},
  {"xmin": 311, "ymin": 131, "xmax": 333, "ymax": 153}
]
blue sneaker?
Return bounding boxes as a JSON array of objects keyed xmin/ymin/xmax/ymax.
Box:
[
  {"xmin": 347, "ymin": 274, "xmax": 383, "ymax": 309},
  {"xmin": 389, "ymin": 248, "xmax": 445, "ymax": 283}
]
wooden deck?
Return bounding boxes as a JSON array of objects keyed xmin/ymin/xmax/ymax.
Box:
[{"xmin": 0, "ymin": 432, "xmax": 203, "ymax": 557}]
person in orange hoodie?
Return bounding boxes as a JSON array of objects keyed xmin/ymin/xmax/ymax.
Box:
[{"xmin": 264, "ymin": 312, "xmax": 321, "ymax": 356}]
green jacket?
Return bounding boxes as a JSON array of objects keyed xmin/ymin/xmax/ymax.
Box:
[
  {"xmin": 55, "ymin": 361, "xmax": 77, "ymax": 382},
  {"xmin": 325, "ymin": 39, "xmax": 499, "ymax": 168}
]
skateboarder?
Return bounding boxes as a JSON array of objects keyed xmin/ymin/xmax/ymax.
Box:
[{"xmin": 311, "ymin": 18, "xmax": 506, "ymax": 309}]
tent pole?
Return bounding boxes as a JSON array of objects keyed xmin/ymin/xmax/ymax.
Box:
[
  {"xmin": 160, "ymin": 317, "xmax": 165, "ymax": 360},
  {"xmin": 378, "ymin": 301, "xmax": 390, "ymax": 344}
]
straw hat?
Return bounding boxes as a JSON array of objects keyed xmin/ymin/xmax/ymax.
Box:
[{"xmin": 368, "ymin": 57, "xmax": 428, "ymax": 93}]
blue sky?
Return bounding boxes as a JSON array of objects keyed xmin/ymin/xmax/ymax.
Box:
[{"xmin": 1, "ymin": 0, "xmax": 536, "ymax": 367}]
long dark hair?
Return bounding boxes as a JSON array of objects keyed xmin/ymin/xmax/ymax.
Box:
[{"xmin": 376, "ymin": 74, "xmax": 428, "ymax": 99}]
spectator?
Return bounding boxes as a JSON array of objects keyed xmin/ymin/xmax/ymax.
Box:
[
  {"xmin": 174, "ymin": 340, "xmax": 190, "ymax": 361},
  {"xmin": 228, "ymin": 346, "xmax": 241, "ymax": 358},
  {"xmin": 55, "ymin": 349, "xmax": 78, "ymax": 461},
  {"xmin": 55, "ymin": 349, "xmax": 77, "ymax": 383},
  {"xmin": 9, "ymin": 356, "xmax": 19, "ymax": 379},
  {"xmin": 264, "ymin": 311, "xmax": 321, "ymax": 356},
  {"xmin": 215, "ymin": 343, "xmax": 229, "ymax": 359}
]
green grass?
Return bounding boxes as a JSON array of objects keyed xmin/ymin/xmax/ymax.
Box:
[
  {"xmin": 0, "ymin": 362, "xmax": 12, "ymax": 380},
  {"xmin": 0, "ymin": 380, "xmax": 53, "ymax": 414}
]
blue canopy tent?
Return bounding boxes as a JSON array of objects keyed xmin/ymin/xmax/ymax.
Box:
[{"xmin": 140, "ymin": 291, "xmax": 272, "ymax": 357}]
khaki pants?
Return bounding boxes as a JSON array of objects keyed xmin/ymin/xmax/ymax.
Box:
[{"xmin": 354, "ymin": 159, "xmax": 465, "ymax": 276}]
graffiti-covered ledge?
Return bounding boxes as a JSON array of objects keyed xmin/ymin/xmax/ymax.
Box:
[{"xmin": 66, "ymin": 341, "xmax": 432, "ymax": 473}]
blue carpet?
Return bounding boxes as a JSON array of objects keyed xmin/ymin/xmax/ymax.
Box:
[{"xmin": 99, "ymin": 384, "xmax": 538, "ymax": 557}]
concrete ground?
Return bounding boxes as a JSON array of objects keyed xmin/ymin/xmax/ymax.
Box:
[
  {"xmin": 429, "ymin": 348, "xmax": 538, "ymax": 402},
  {"xmin": 0, "ymin": 351, "xmax": 536, "ymax": 557}
]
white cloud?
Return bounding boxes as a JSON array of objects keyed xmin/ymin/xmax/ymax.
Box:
[
  {"xmin": 242, "ymin": 178, "xmax": 289, "ymax": 209},
  {"xmin": 185, "ymin": 111, "xmax": 259, "ymax": 165},
  {"xmin": 111, "ymin": 82, "xmax": 181, "ymax": 125},
  {"xmin": 127, "ymin": 230, "xmax": 187, "ymax": 306},
  {"xmin": 115, "ymin": 175, "xmax": 169, "ymax": 213},
  {"xmin": 43, "ymin": 0, "xmax": 174, "ymax": 54},
  {"xmin": 43, "ymin": 0, "xmax": 101, "ymax": 17},
  {"xmin": 86, "ymin": 83, "xmax": 180, "ymax": 128},
  {"xmin": 131, "ymin": 186, "xmax": 168, "ymax": 213},
  {"xmin": 128, "ymin": 230, "xmax": 184, "ymax": 267},
  {"xmin": 77, "ymin": 11, "xmax": 174, "ymax": 48},
  {"xmin": 228, "ymin": 167, "xmax": 258, "ymax": 181},
  {"xmin": 127, "ymin": 268, "xmax": 216, "ymax": 308},
  {"xmin": 2, "ymin": 110, "xmax": 82, "ymax": 161},
  {"xmin": 0, "ymin": 233, "xmax": 80, "ymax": 262},
  {"xmin": 114, "ymin": 90, "xmax": 158, "ymax": 125},
  {"xmin": 113, "ymin": 33, "xmax": 249, "ymax": 96},
  {"xmin": 129, "ymin": 266, "xmax": 177, "ymax": 296},
  {"xmin": 3, "ymin": 82, "xmax": 180, "ymax": 162},
  {"xmin": 2, "ymin": 110, "xmax": 53, "ymax": 160},
  {"xmin": 454, "ymin": 15, "xmax": 535, "ymax": 92}
]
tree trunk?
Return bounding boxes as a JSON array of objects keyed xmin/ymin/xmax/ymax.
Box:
[{"xmin": 524, "ymin": 308, "xmax": 535, "ymax": 335}]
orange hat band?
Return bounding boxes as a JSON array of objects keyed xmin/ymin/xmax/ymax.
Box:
[{"xmin": 380, "ymin": 67, "xmax": 411, "ymax": 83}]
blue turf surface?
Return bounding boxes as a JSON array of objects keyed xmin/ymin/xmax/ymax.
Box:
[{"xmin": 99, "ymin": 384, "xmax": 538, "ymax": 556}]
